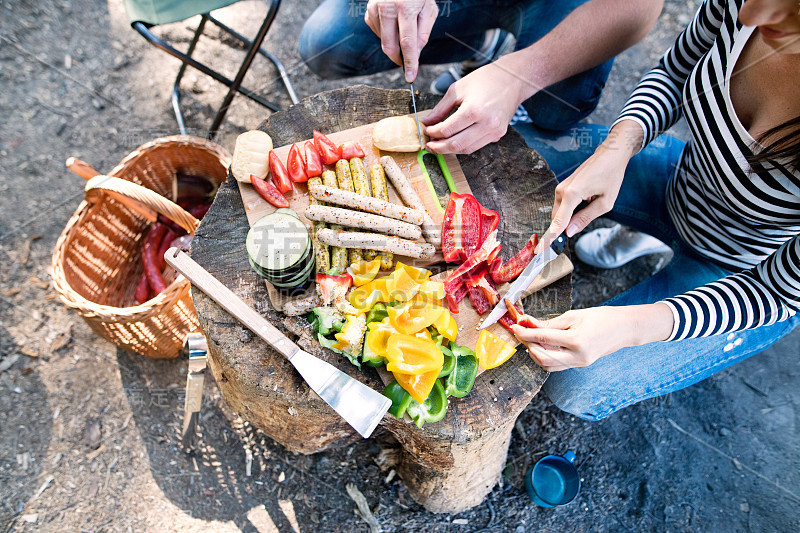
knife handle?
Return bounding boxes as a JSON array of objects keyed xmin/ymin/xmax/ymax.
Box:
[{"xmin": 164, "ymin": 248, "xmax": 299, "ymax": 360}]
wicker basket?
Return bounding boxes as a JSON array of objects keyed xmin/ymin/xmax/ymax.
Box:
[{"xmin": 52, "ymin": 136, "xmax": 231, "ymax": 358}]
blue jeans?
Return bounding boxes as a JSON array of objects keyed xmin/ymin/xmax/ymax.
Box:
[
  {"xmin": 514, "ymin": 123, "xmax": 800, "ymax": 420},
  {"xmin": 298, "ymin": 0, "xmax": 614, "ymax": 131}
]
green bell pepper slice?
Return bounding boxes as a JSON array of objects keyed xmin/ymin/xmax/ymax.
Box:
[
  {"xmin": 365, "ymin": 303, "xmax": 389, "ymax": 324},
  {"xmin": 361, "ymin": 329, "xmax": 388, "ymax": 367},
  {"xmin": 444, "ymin": 345, "xmax": 479, "ymax": 398},
  {"xmin": 438, "ymin": 344, "xmax": 456, "ymax": 378},
  {"xmin": 406, "ymin": 380, "xmax": 447, "ymax": 428},
  {"xmin": 383, "ymin": 381, "xmax": 413, "ymax": 418}
]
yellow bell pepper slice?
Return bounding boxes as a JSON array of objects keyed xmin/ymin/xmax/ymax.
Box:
[
  {"xmin": 347, "ymin": 258, "xmax": 382, "ymax": 286},
  {"xmin": 417, "ymin": 280, "xmax": 445, "ymax": 302},
  {"xmin": 385, "ymin": 268, "xmax": 420, "ymax": 302},
  {"xmin": 332, "ymin": 313, "xmax": 367, "ymax": 355},
  {"xmin": 432, "ymin": 308, "xmax": 452, "ymax": 334},
  {"xmin": 348, "ymin": 277, "xmax": 390, "ymax": 312},
  {"xmin": 393, "ymin": 369, "xmax": 440, "ymax": 404},
  {"xmin": 438, "ymin": 314, "xmax": 458, "ymax": 342},
  {"xmin": 366, "ymin": 318, "xmax": 398, "ymax": 357},
  {"xmin": 387, "ymin": 301, "xmax": 447, "ymax": 335},
  {"xmin": 395, "ymin": 262, "xmax": 431, "ymax": 283},
  {"xmin": 476, "ymin": 329, "xmax": 517, "ymax": 369},
  {"xmin": 385, "ymin": 334, "xmax": 444, "ymax": 375}
]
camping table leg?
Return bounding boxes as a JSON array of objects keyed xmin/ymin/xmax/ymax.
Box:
[{"xmin": 190, "ymin": 86, "xmax": 571, "ymax": 512}]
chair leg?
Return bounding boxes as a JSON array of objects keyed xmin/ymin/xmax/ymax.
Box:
[
  {"xmin": 207, "ymin": 0, "xmax": 283, "ymax": 138},
  {"xmin": 171, "ymin": 15, "xmax": 209, "ymax": 135},
  {"xmin": 207, "ymin": 10, "xmax": 299, "ymax": 105}
]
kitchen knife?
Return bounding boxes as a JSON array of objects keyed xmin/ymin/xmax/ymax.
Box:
[{"xmin": 481, "ymin": 235, "xmax": 567, "ymax": 329}]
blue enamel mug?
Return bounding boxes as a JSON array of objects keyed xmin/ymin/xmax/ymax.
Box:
[{"xmin": 524, "ymin": 451, "xmax": 581, "ymax": 507}]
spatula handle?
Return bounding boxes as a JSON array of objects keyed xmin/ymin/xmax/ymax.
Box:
[{"xmin": 164, "ymin": 248, "xmax": 299, "ymax": 360}]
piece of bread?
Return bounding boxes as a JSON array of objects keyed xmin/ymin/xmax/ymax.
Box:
[
  {"xmin": 231, "ymin": 130, "xmax": 273, "ymax": 183},
  {"xmin": 372, "ymin": 116, "xmax": 427, "ymax": 152}
]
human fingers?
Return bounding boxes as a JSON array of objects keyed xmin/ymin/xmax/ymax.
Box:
[
  {"xmin": 423, "ymin": 101, "xmax": 481, "ymax": 141},
  {"xmin": 420, "ymin": 86, "xmax": 459, "ymax": 126},
  {"xmin": 416, "ymin": 0, "xmax": 438, "ymax": 52},
  {"xmin": 377, "ymin": 2, "xmax": 402, "ymax": 66},
  {"xmin": 365, "ymin": 1, "xmax": 380, "ymax": 36},
  {"xmin": 425, "ymin": 124, "xmax": 495, "ymax": 155},
  {"xmin": 511, "ymin": 324, "xmax": 574, "ymax": 349},
  {"xmin": 396, "ymin": 3, "xmax": 419, "ymax": 81},
  {"xmin": 524, "ymin": 343, "xmax": 573, "ymax": 372},
  {"xmin": 534, "ymin": 189, "xmax": 583, "ymax": 253},
  {"xmin": 564, "ymin": 196, "xmax": 613, "ymax": 237}
]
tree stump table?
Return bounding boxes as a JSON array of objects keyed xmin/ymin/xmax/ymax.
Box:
[{"xmin": 190, "ymin": 85, "xmax": 571, "ymax": 513}]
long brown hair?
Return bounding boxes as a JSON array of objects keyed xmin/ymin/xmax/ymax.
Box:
[{"xmin": 747, "ymin": 116, "xmax": 800, "ymax": 172}]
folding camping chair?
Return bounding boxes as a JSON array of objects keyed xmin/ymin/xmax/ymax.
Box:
[{"xmin": 124, "ymin": 0, "xmax": 299, "ymax": 139}]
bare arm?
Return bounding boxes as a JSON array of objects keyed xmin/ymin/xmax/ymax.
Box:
[{"xmin": 423, "ymin": 0, "xmax": 664, "ymax": 154}]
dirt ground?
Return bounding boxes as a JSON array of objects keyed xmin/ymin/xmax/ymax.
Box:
[{"xmin": 1, "ymin": 0, "xmax": 799, "ymax": 531}]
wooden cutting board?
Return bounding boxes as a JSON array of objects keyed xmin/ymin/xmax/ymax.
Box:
[
  {"xmin": 236, "ymin": 110, "xmax": 470, "ymax": 310},
  {"xmin": 237, "ymin": 109, "xmax": 467, "ymax": 266}
]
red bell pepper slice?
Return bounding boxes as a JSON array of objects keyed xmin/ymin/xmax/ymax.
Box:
[
  {"xmin": 467, "ymin": 286, "xmax": 492, "ymax": 315},
  {"xmin": 250, "ymin": 174, "xmax": 289, "ymax": 208},
  {"xmin": 497, "ymin": 312, "xmax": 516, "ymax": 332},
  {"xmin": 441, "ymin": 193, "xmax": 483, "ymax": 263},
  {"xmin": 505, "ymin": 298, "xmax": 538, "ymax": 328},
  {"xmin": 444, "ymin": 230, "xmax": 501, "ymax": 294},
  {"xmin": 490, "ymin": 234, "xmax": 538, "ymax": 284},
  {"xmin": 339, "ymin": 141, "xmax": 365, "ymax": 160},
  {"xmin": 304, "ymin": 141, "xmax": 323, "ymax": 178},
  {"xmin": 465, "ymin": 269, "xmax": 499, "ymax": 315},
  {"xmin": 268, "ymin": 151, "xmax": 292, "ymax": 193},
  {"xmin": 313, "ymin": 130, "xmax": 340, "ymax": 165},
  {"xmin": 287, "ymin": 143, "xmax": 307, "ymax": 183},
  {"xmin": 445, "ymin": 282, "xmax": 468, "ymax": 314},
  {"xmin": 316, "ymin": 273, "xmax": 353, "ymax": 305},
  {"xmin": 478, "ymin": 205, "xmax": 500, "ymax": 249}
]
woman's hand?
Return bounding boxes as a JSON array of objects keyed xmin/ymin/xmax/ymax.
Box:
[
  {"xmin": 365, "ymin": 0, "xmax": 439, "ymax": 82},
  {"xmin": 535, "ymin": 120, "xmax": 644, "ymax": 253},
  {"xmin": 421, "ymin": 59, "xmax": 527, "ymax": 154},
  {"xmin": 511, "ymin": 303, "xmax": 674, "ymax": 372}
]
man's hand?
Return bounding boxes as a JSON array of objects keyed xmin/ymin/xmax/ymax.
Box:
[
  {"xmin": 534, "ymin": 120, "xmax": 643, "ymax": 253},
  {"xmin": 365, "ymin": 0, "xmax": 438, "ymax": 83},
  {"xmin": 421, "ymin": 59, "xmax": 526, "ymax": 154},
  {"xmin": 511, "ymin": 304, "xmax": 674, "ymax": 372}
]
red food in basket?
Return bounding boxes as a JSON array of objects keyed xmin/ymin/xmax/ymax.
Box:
[{"xmin": 143, "ymin": 223, "xmax": 169, "ymax": 294}]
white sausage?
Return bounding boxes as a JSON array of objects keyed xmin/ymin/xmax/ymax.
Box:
[
  {"xmin": 380, "ymin": 156, "xmax": 441, "ymax": 247},
  {"xmin": 304, "ymin": 204, "xmax": 422, "ymax": 240},
  {"xmin": 316, "ymin": 228, "xmax": 435, "ymax": 259},
  {"xmin": 308, "ymin": 183, "xmax": 424, "ymax": 225}
]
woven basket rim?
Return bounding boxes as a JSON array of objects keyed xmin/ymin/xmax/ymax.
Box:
[{"xmin": 51, "ymin": 135, "xmax": 230, "ymax": 320}]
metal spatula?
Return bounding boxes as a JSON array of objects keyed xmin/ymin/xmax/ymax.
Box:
[{"xmin": 165, "ymin": 248, "xmax": 391, "ymax": 438}]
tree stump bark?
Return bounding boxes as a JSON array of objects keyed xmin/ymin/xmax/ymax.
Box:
[{"xmin": 190, "ymin": 85, "xmax": 571, "ymax": 513}]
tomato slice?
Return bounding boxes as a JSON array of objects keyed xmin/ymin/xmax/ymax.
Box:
[
  {"xmin": 339, "ymin": 141, "xmax": 365, "ymax": 160},
  {"xmin": 287, "ymin": 143, "xmax": 307, "ymax": 183},
  {"xmin": 313, "ymin": 130, "xmax": 340, "ymax": 165},
  {"xmin": 250, "ymin": 174, "xmax": 289, "ymax": 208},
  {"xmin": 304, "ymin": 141, "xmax": 323, "ymax": 178},
  {"xmin": 268, "ymin": 150, "xmax": 292, "ymax": 193}
]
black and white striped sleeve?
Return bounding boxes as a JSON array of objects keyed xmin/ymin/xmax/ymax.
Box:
[
  {"xmin": 661, "ymin": 235, "xmax": 800, "ymax": 340},
  {"xmin": 612, "ymin": 0, "xmax": 725, "ymax": 148}
]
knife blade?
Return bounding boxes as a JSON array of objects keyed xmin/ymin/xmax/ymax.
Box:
[
  {"xmin": 480, "ymin": 235, "xmax": 566, "ymax": 329},
  {"xmin": 409, "ymin": 82, "xmax": 424, "ymax": 150}
]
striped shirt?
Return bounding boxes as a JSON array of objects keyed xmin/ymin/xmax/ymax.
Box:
[{"xmin": 614, "ymin": 0, "xmax": 800, "ymax": 341}]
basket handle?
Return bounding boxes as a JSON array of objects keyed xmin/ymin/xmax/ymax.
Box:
[
  {"xmin": 84, "ymin": 175, "xmax": 199, "ymax": 235},
  {"xmin": 66, "ymin": 157, "xmax": 100, "ymax": 181}
]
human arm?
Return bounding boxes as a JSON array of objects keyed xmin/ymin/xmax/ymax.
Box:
[
  {"xmin": 364, "ymin": 0, "xmax": 439, "ymax": 82},
  {"xmin": 511, "ymin": 304, "xmax": 674, "ymax": 372},
  {"xmin": 421, "ymin": 0, "xmax": 663, "ymax": 154},
  {"xmin": 535, "ymin": 0, "xmax": 727, "ymax": 252}
]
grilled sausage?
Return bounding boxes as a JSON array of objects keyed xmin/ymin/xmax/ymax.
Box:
[
  {"xmin": 304, "ymin": 204, "xmax": 422, "ymax": 240},
  {"xmin": 317, "ymin": 228, "xmax": 436, "ymax": 259},
  {"xmin": 308, "ymin": 184, "xmax": 425, "ymax": 225},
  {"xmin": 380, "ymin": 155, "xmax": 441, "ymax": 247}
]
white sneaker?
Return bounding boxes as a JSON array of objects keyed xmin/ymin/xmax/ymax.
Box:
[{"xmin": 575, "ymin": 225, "xmax": 671, "ymax": 269}]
